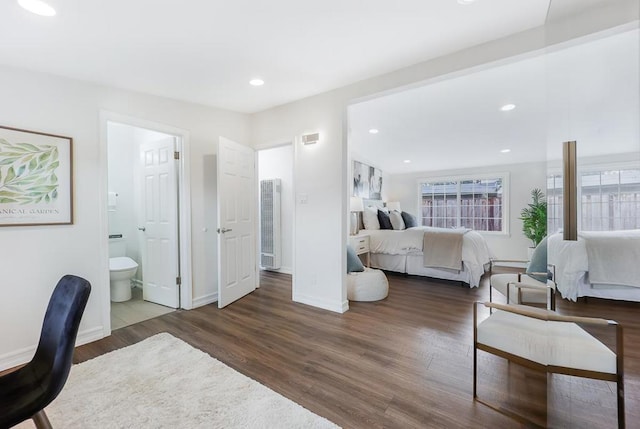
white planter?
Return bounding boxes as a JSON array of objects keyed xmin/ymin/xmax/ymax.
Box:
[{"xmin": 527, "ymin": 247, "xmax": 535, "ymax": 260}]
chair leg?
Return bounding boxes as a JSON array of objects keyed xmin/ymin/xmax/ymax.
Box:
[
  {"xmin": 33, "ymin": 410, "xmax": 53, "ymax": 429},
  {"xmin": 618, "ymin": 378, "xmax": 625, "ymax": 429}
]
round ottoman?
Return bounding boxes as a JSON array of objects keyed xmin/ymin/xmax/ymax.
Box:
[{"xmin": 347, "ymin": 268, "xmax": 389, "ymax": 301}]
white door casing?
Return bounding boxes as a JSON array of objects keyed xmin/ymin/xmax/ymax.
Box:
[
  {"xmin": 140, "ymin": 137, "xmax": 180, "ymax": 308},
  {"xmin": 217, "ymin": 136, "xmax": 257, "ymax": 308}
]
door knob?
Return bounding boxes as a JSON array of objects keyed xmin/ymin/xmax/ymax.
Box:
[
  {"xmin": 217, "ymin": 227, "xmax": 232, "ymax": 234},
  {"xmin": 138, "ymin": 227, "xmax": 146, "ymax": 231}
]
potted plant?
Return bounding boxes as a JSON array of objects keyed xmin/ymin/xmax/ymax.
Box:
[{"xmin": 520, "ymin": 188, "xmax": 547, "ymax": 258}]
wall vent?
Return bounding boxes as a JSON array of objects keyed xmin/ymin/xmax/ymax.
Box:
[{"xmin": 260, "ymin": 178, "xmax": 281, "ymax": 270}]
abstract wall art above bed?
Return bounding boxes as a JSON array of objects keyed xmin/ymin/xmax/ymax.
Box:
[{"xmin": 353, "ymin": 160, "xmax": 382, "ymax": 200}]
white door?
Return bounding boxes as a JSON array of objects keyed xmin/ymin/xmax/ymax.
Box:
[
  {"xmin": 217, "ymin": 136, "xmax": 257, "ymax": 308},
  {"xmin": 139, "ymin": 137, "xmax": 179, "ymax": 308}
]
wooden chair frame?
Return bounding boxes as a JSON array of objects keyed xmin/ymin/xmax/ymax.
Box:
[{"xmin": 473, "ymin": 301, "xmax": 624, "ymax": 428}]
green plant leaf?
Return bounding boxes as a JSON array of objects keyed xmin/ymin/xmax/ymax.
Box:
[
  {"xmin": 16, "ymin": 143, "xmax": 41, "ymax": 152},
  {"xmin": 519, "ymin": 188, "xmax": 547, "ymax": 247},
  {"xmin": 5, "ymin": 166, "xmax": 15, "ymax": 182}
]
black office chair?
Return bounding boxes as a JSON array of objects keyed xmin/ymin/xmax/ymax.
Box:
[{"xmin": 0, "ymin": 275, "xmax": 91, "ymax": 429}]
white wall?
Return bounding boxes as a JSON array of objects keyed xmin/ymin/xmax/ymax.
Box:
[
  {"xmin": 0, "ymin": 65, "xmax": 249, "ymax": 371},
  {"xmin": 386, "ymin": 161, "xmax": 547, "ymax": 260},
  {"xmin": 258, "ymin": 145, "xmax": 294, "ymax": 274},
  {"xmin": 250, "ymin": 3, "xmax": 637, "ymax": 313}
]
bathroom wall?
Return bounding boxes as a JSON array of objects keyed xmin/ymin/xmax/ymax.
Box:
[{"xmin": 258, "ymin": 145, "xmax": 294, "ymax": 274}]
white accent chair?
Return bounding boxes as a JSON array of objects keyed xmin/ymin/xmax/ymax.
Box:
[
  {"xmin": 473, "ymin": 302, "xmax": 624, "ymax": 428},
  {"xmin": 489, "ymin": 265, "xmax": 556, "ymax": 310},
  {"xmin": 489, "ymin": 237, "xmax": 556, "ymax": 310}
]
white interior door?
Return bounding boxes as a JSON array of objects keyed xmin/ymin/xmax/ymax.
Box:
[
  {"xmin": 139, "ymin": 137, "xmax": 179, "ymax": 308},
  {"xmin": 217, "ymin": 136, "xmax": 257, "ymax": 308}
]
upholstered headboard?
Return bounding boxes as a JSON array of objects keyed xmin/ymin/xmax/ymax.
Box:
[{"xmin": 362, "ymin": 199, "xmax": 385, "ymax": 210}]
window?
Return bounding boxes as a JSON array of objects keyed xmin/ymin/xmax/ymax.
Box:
[
  {"xmin": 547, "ymin": 167, "xmax": 640, "ymax": 232},
  {"xmin": 419, "ymin": 175, "xmax": 506, "ymax": 233}
]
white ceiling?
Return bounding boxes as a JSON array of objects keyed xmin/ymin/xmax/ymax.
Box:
[
  {"xmin": 349, "ymin": 28, "xmax": 640, "ymax": 174},
  {"xmin": 0, "ymin": 0, "xmax": 554, "ymax": 113}
]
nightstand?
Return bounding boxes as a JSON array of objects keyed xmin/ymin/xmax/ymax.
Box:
[{"xmin": 348, "ymin": 234, "xmax": 370, "ymax": 267}]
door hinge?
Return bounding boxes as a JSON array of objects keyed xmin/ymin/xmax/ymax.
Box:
[
  {"xmin": 176, "ymin": 276, "xmax": 181, "ymax": 285},
  {"xmin": 174, "ymin": 151, "xmax": 180, "ymax": 160}
]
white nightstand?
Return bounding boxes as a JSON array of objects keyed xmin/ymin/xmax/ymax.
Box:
[{"xmin": 348, "ymin": 234, "xmax": 370, "ymax": 267}]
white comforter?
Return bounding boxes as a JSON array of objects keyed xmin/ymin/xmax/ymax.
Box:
[
  {"xmin": 548, "ymin": 230, "xmax": 640, "ymax": 301},
  {"xmin": 365, "ymin": 227, "xmax": 493, "ymax": 284}
]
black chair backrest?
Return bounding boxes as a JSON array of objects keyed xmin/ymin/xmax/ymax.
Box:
[{"xmin": 30, "ymin": 275, "xmax": 92, "ymax": 405}]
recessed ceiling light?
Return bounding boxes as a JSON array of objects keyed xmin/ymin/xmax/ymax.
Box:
[
  {"xmin": 500, "ymin": 149, "xmax": 511, "ymax": 153},
  {"xmin": 17, "ymin": 0, "xmax": 56, "ymax": 16},
  {"xmin": 500, "ymin": 103, "xmax": 516, "ymax": 112},
  {"xmin": 403, "ymin": 160, "xmax": 411, "ymax": 164},
  {"xmin": 457, "ymin": 0, "xmax": 476, "ymax": 4},
  {"xmin": 368, "ymin": 129, "xmax": 379, "ymax": 134},
  {"xmin": 249, "ymin": 79, "xmax": 264, "ymax": 86}
]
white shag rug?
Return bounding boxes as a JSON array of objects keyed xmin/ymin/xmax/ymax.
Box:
[{"xmin": 16, "ymin": 333, "xmax": 339, "ymax": 429}]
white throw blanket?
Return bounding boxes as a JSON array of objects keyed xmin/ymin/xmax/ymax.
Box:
[
  {"xmin": 423, "ymin": 228, "xmax": 467, "ymax": 271},
  {"xmin": 582, "ymin": 230, "xmax": 640, "ymax": 287}
]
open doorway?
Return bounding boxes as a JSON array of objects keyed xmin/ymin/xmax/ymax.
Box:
[
  {"xmin": 257, "ymin": 144, "xmax": 294, "ymax": 277},
  {"xmin": 106, "ymin": 121, "xmax": 182, "ymax": 329}
]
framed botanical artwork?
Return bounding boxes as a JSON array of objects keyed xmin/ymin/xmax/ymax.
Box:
[{"xmin": 0, "ymin": 126, "xmax": 73, "ymax": 226}]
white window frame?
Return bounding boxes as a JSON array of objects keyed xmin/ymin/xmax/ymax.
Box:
[
  {"xmin": 547, "ymin": 160, "xmax": 640, "ymax": 232},
  {"xmin": 416, "ymin": 172, "xmax": 510, "ymax": 236}
]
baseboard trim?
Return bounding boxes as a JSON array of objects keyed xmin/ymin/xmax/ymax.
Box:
[
  {"xmin": 0, "ymin": 326, "xmax": 106, "ymax": 372},
  {"xmin": 293, "ymin": 293, "xmax": 348, "ymax": 314},
  {"xmin": 192, "ymin": 292, "xmax": 218, "ymax": 309}
]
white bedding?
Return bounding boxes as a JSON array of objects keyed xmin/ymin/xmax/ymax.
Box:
[
  {"xmin": 365, "ymin": 226, "xmax": 493, "ymax": 287},
  {"xmin": 548, "ymin": 231, "xmax": 640, "ymax": 301}
]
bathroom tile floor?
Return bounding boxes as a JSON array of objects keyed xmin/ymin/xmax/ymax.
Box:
[{"xmin": 111, "ymin": 287, "xmax": 175, "ymax": 330}]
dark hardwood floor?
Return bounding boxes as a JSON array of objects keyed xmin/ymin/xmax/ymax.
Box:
[{"xmin": 75, "ymin": 270, "xmax": 640, "ymax": 429}]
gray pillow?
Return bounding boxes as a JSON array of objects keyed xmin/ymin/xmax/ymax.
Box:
[
  {"xmin": 347, "ymin": 245, "xmax": 365, "ymax": 273},
  {"xmin": 377, "ymin": 210, "xmax": 393, "ymax": 230},
  {"xmin": 401, "ymin": 211, "xmax": 417, "ymax": 228},
  {"xmin": 526, "ymin": 236, "xmax": 548, "ymax": 283}
]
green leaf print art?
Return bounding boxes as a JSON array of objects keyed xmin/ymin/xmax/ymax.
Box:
[{"xmin": 0, "ymin": 138, "xmax": 60, "ymax": 205}]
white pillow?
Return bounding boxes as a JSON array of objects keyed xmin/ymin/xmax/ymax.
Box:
[
  {"xmin": 363, "ymin": 206, "xmax": 380, "ymax": 230},
  {"xmin": 389, "ymin": 210, "xmax": 405, "ymax": 230}
]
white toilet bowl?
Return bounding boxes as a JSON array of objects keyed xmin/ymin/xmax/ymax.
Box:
[{"xmin": 109, "ymin": 256, "xmax": 138, "ymax": 302}]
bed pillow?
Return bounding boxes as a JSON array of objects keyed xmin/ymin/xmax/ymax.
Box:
[
  {"xmin": 389, "ymin": 210, "xmax": 405, "ymax": 230},
  {"xmin": 347, "ymin": 245, "xmax": 365, "ymax": 273},
  {"xmin": 363, "ymin": 206, "xmax": 380, "ymax": 230},
  {"xmin": 401, "ymin": 211, "xmax": 417, "ymax": 228},
  {"xmin": 526, "ymin": 236, "xmax": 548, "ymax": 283},
  {"xmin": 377, "ymin": 209, "xmax": 393, "ymax": 230}
]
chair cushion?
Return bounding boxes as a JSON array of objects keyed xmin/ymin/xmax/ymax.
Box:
[
  {"xmin": 526, "ymin": 236, "xmax": 548, "ymax": 282},
  {"xmin": 490, "ymin": 273, "xmax": 549, "ymax": 304},
  {"xmin": 478, "ymin": 309, "xmax": 616, "ymax": 374},
  {"xmin": 347, "ymin": 245, "xmax": 365, "ymax": 273},
  {"xmin": 347, "ymin": 268, "xmax": 389, "ymax": 301}
]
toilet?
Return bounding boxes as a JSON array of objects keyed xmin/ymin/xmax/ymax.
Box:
[{"xmin": 109, "ymin": 236, "xmax": 139, "ymax": 302}]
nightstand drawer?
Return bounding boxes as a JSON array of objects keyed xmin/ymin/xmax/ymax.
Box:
[{"xmin": 348, "ymin": 235, "xmax": 370, "ymax": 254}]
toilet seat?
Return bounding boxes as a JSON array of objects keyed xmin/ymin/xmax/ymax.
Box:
[{"xmin": 109, "ymin": 256, "xmax": 138, "ymax": 272}]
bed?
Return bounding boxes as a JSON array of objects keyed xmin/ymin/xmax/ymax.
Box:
[
  {"xmin": 548, "ymin": 230, "xmax": 640, "ymax": 301},
  {"xmin": 365, "ymin": 226, "xmax": 493, "ymax": 288}
]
